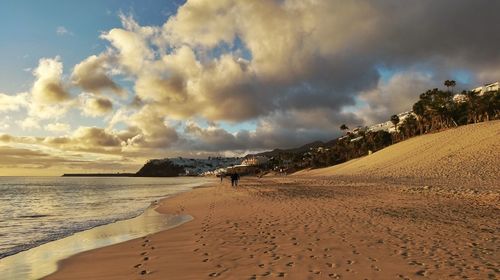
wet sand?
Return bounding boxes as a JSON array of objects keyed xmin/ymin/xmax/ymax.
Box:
[
  {"xmin": 44, "ymin": 122, "xmax": 499, "ymax": 279},
  {"xmin": 0, "ymin": 207, "xmax": 192, "ymax": 280}
]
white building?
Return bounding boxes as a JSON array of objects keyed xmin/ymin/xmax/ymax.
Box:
[
  {"xmin": 241, "ymin": 156, "xmax": 269, "ymax": 166},
  {"xmin": 453, "ymin": 93, "xmax": 468, "ymax": 103},
  {"xmin": 169, "ymin": 157, "xmax": 243, "ymax": 176},
  {"xmin": 367, "ymin": 111, "xmax": 414, "ymax": 133},
  {"xmin": 472, "ymin": 82, "xmax": 499, "ymax": 95}
]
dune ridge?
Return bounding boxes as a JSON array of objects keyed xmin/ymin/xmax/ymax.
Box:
[{"xmin": 296, "ymin": 121, "xmax": 500, "ymax": 189}]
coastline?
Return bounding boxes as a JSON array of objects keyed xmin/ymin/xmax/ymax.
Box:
[
  {"xmin": 43, "ymin": 176, "xmax": 499, "ymax": 279},
  {"xmin": 0, "ymin": 179, "xmax": 211, "ymax": 280}
]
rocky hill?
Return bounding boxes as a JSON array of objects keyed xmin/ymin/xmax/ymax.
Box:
[{"xmin": 135, "ymin": 159, "xmax": 185, "ymax": 177}]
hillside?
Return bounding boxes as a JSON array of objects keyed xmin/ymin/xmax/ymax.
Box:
[
  {"xmin": 135, "ymin": 159, "xmax": 185, "ymax": 177},
  {"xmin": 251, "ymin": 141, "xmax": 327, "ymax": 158},
  {"xmin": 295, "ymin": 121, "xmax": 500, "ymax": 188}
]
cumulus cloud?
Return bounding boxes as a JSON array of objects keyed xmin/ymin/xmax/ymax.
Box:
[
  {"xmin": 32, "ymin": 57, "xmax": 70, "ymax": 104},
  {"xmin": 94, "ymin": 0, "xmax": 500, "ymax": 153},
  {"xmin": 100, "ymin": 13, "xmax": 157, "ymax": 74},
  {"xmin": 72, "ymin": 54, "xmax": 124, "ymax": 95},
  {"xmin": 41, "ymin": 126, "xmax": 124, "ymax": 155},
  {"xmin": 125, "ymin": 106, "xmax": 179, "ymax": 149},
  {"xmin": 81, "ymin": 94, "xmax": 114, "ymax": 117}
]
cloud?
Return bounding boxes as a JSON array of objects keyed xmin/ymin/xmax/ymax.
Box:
[
  {"xmin": 100, "ymin": 13, "xmax": 157, "ymax": 74},
  {"xmin": 0, "ymin": 116, "xmax": 12, "ymax": 130},
  {"xmin": 19, "ymin": 117, "xmax": 41, "ymax": 130},
  {"xmin": 71, "ymin": 54, "xmax": 125, "ymax": 95},
  {"xmin": 81, "ymin": 94, "xmax": 114, "ymax": 117},
  {"xmin": 100, "ymin": 2, "xmax": 382, "ymax": 125},
  {"xmin": 0, "ymin": 145, "xmax": 142, "ymax": 176},
  {"xmin": 72, "ymin": 126, "xmax": 122, "ymax": 147},
  {"xmin": 45, "ymin": 122, "xmax": 71, "ymax": 133},
  {"xmin": 180, "ymin": 108, "xmax": 362, "ymax": 153},
  {"xmin": 0, "ymin": 92, "xmax": 28, "ymax": 112},
  {"xmin": 69, "ymin": 1, "xmax": 500, "ymax": 153},
  {"xmin": 17, "ymin": 57, "xmax": 76, "ymax": 123},
  {"xmin": 42, "ymin": 126, "xmax": 124, "ymax": 154},
  {"xmin": 32, "ymin": 57, "xmax": 70, "ymax": 104},
  {"xmin": 0, "ymin": 146, "xmax": 71, "ymax": 168},
  {"xmin": 56, "ymin": 26, "xmax": 73, "ymax": 36},
  {"xmin": 125, "ymin": 106, "xmax": 179, "ymax": 149},
  {"xmin": 358, "ymin": 71, "xmax": 436, "ymax": 124}
]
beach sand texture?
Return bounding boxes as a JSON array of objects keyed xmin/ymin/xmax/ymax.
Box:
[{"xmin": 45, "ymin": 122, "xmax": 499, "ymax": 280}]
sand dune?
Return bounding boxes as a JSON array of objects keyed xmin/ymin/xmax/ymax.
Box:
[{"xmin": 296, "ymin": 121, "xmax": 500, "ymax": 189}]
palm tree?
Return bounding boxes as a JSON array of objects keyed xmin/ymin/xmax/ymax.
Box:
[
  {"xmin": 444, "ymin": 80, "xmax": 456, "ymax": 93},
  {"xmin": 412, "ymin": 100, "xmax": 426, "ymax": 134},
  {"xmin": 450, "ymin": 80, "xmax": 456, "ymax": 93}
]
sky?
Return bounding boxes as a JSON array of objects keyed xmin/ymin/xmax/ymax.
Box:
[{"xmin": 0, "ymin": 0, "xmax": 499, "ymax": 176}]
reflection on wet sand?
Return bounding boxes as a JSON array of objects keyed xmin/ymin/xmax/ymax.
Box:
[{"xmin": 0, "ymin": 206, "xmax": 192, "ymax": 280}]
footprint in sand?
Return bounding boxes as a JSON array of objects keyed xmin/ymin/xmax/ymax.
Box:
[
  {"xmin": 328, "ymin": 273, "xmax": 341, "ymax": 279},
  {"xmin": 326, "ymin": 262, "xmax": 336, "ymax": 268}
]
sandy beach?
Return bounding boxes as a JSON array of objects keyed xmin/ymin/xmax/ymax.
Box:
[{"xmin": 44, "ymin": 122, "xmax": 499, "ymax": 280}]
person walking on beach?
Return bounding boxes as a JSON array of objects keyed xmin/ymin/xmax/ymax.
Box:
[
  {"xmin": 230, "ymin": 173, "xmax": 240, "ymax": 187},
  {"xmin": 230, "ymin": 173, "xmax": 235, "ymax": 187},
  {"xmin": 220, "ymin": 173, "xmax": 224, "ymax": 183},
  {"xmin": 235, "ymin": 173, "xmax": 240, "ymax": 186}
]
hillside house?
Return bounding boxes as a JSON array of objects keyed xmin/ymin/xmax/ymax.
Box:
[{"xmin": 472, "ymin": 82, "xmax": 499, "ymax": 95}]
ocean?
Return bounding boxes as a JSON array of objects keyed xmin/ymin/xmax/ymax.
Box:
[{"xmin": 0, "ymin": 176, "xmax": 207, "ymax": 259}]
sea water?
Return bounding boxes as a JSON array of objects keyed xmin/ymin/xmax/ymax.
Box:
[{"xmin": 0, "ymin": 176, "xmax": 207, "ymax": 259}]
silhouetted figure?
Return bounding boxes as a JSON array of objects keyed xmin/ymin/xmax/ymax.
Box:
[
  {"xmin": 230, "ymin": 173, "xmax": 240, "ymax": 187},
  {"xmin": 220, "ymin": 174, "xmax": 224, "ymax": 183}
]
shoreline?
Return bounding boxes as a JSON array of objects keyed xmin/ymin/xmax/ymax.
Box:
[
  {"xmin": 0, "ymin": 179, "xmax": 211, "ymax": 280},
  {"xmin": 43, "ymin": 181, "xmax": 223, "ymax": 280},
  {"xmin": 43, "ymin": 176, "xmax": 499, "ymax": 279}
]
